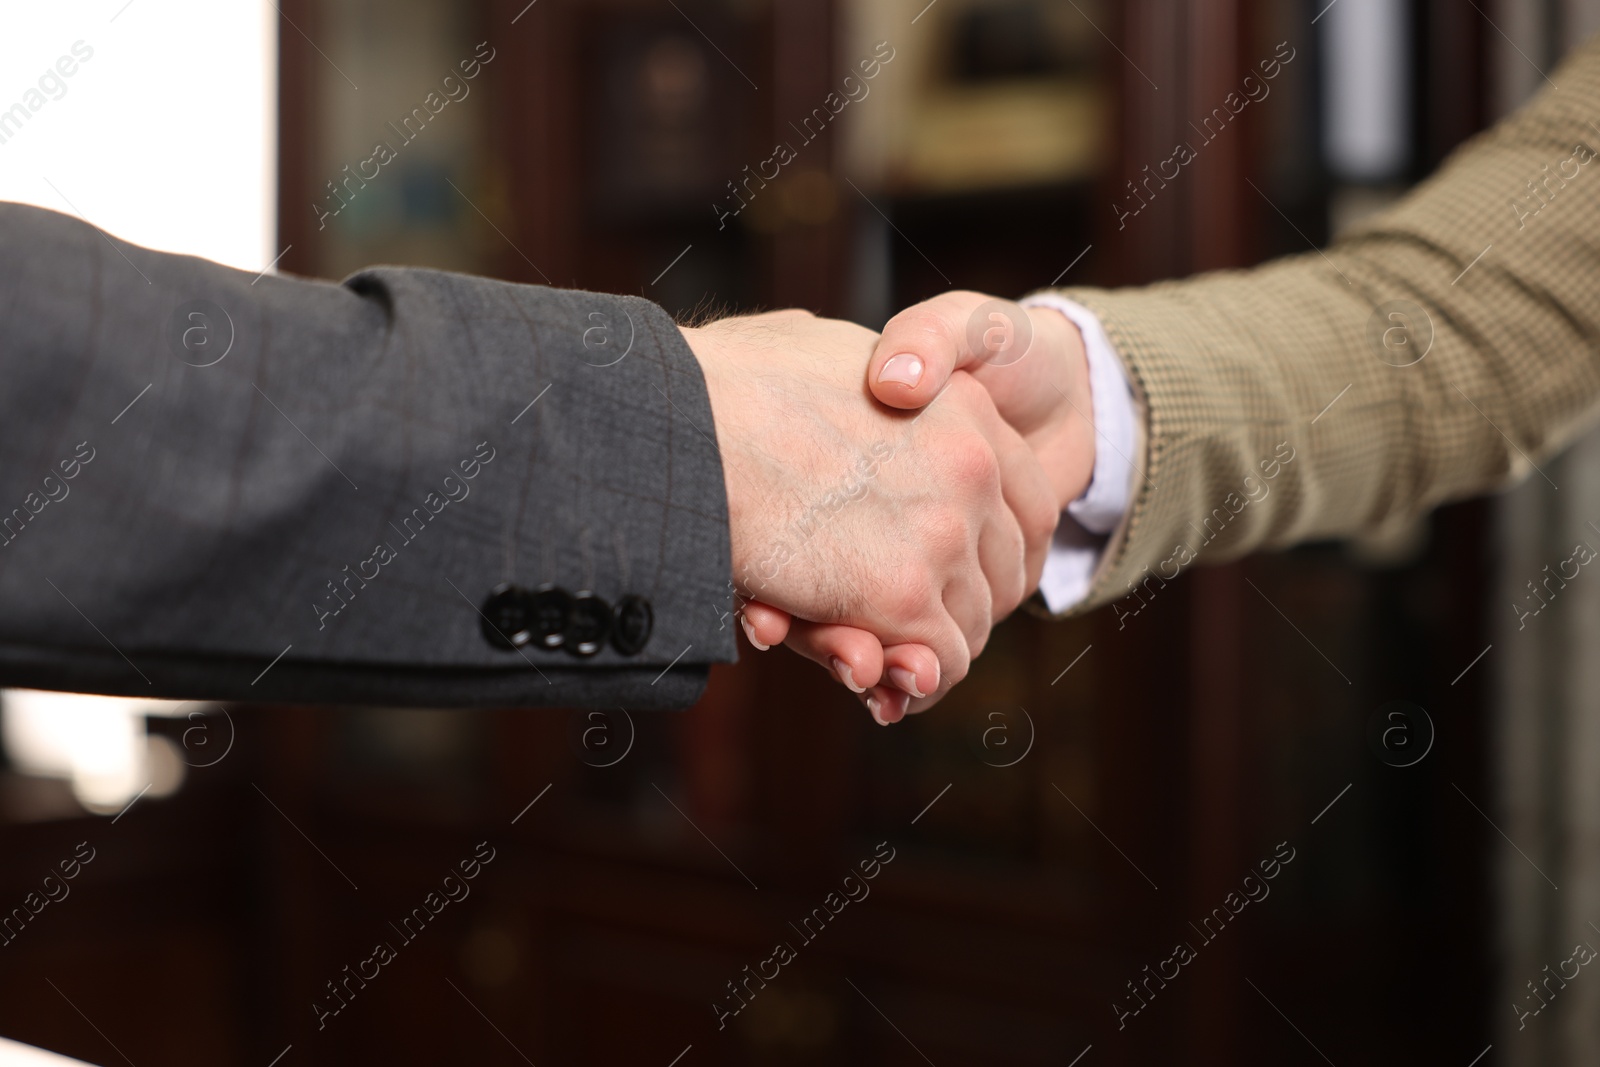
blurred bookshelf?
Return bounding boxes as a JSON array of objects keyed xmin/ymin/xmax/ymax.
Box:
[{"xmin": 0, "ymin": 1, "xmax": 1501, "ymax": 1065}]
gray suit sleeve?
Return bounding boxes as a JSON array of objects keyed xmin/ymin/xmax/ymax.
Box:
[{"xmin": 0, "ymin": 203, "xmax": 738, "ymax": 708}]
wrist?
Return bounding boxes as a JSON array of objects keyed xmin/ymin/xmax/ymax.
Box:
[
  {"xmin": 678, "ymin": 322, "xmax": 715, "ymax": 374},
  {"xmin": 679, "ymin": 322, "xmax": 754, "ymax": 586},
  {"xmin": 1023, "ymin": 305, "xmax": 1095, "ymax": 511},
  {"xmin": 679, "ymin": 322, "xmax": 733, "ymax": 424}
]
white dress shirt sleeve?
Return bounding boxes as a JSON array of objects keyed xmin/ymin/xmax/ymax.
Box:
[{"xmin": 1018, "ymin": 294, "xmax": 1139, "ymax": 614}]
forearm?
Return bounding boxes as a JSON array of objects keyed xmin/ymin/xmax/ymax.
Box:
[
  {"xmin": 0, "ymin": 203, "xmax": 736, "ymax": 706},
  {"xmin": 1051, "ymin": 34, "xmax": 1600, "ymax": 616}
]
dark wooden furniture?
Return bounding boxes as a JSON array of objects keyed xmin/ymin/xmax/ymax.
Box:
[{"xmin": 0, "ymin": 1, "xmax": 1499, "ymax": 1064}]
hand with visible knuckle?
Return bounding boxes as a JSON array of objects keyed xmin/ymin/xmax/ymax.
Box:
[{"xmin": 683, "ymin": 303, "xmax": 1061, "ymax": 714}]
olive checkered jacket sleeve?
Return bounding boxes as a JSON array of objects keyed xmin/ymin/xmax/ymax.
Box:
[{"xmin": 1048, "ymin": 35, "xmax": 1600, "ymax": 618}]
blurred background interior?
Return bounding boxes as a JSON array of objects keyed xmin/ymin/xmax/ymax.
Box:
[{"xmin": 2, "ymin": 0, "xmax": 1599, "ymax": 1064}]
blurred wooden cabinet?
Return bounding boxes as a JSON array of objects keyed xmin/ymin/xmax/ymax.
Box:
[{"xmin": 0, "ymin": 2, "xmax": 1501, "ymax": 1066}]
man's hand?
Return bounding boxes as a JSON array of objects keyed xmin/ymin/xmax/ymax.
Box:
[
  {"xmin": 679, "ymin": 309, "xmax": 1059, "ymax": 707},
  {"xmin": 870, "ymin": 291, "xmax": 1094, "ymax": 511},
  {"xmin": 729, "ymin": 293, "xmax": 1098, "ymax": 723}
]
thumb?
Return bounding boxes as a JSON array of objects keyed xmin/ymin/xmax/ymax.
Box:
[{"xmin": 869, "ymin": 291, "xmax": 1030, "ymax": 410}]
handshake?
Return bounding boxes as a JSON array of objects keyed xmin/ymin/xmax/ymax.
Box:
[{"xmin": 679, "ymin": 290, "xmax": 1096, "ymax": 726}]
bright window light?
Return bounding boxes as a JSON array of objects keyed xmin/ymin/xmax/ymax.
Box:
[
  {"xmin": 2, "ymin": 690, "xmax": 192, "ymax": 813},
  {"xmin": 0, "ymin": 0, "xmax": 276, "ymax": 813},
  {"xmin": 0, "ymin": 0, "xmax": 277, "ymax": 270}
]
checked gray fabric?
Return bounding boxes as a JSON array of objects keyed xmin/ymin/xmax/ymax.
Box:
[{"xmin": 0, "ymin": 203, "xmax": 736, "ymax": 708}]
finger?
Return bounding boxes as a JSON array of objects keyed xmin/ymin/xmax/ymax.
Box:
[
  {"xmin": 750, "ymin": 603, "xmax": 941, "ymax": 702},
  {"xmin": 976, "ymin": 518, "xmax": 1026, "ymax": 634},
  {"xmin": 875, "ymin": 380, "xmax": 995, "ymax": 680},
  {"xmin": 780, "ymin": 621, "xmax": 887, "ymax": 693},
  {"xmin": 948, "ymin": 371, "xmax": 1055, "ymax": 613},
  {"xmin": 942, "ymin": 563, "xmax": 994, "ymax": 666},
  {"xmin": 985, "ymin": 399, "xmax": 1059, "ymax": 599},
  {"xmin": 869, "ymin": 291, "xmax": 1022, "ymax": 409},
  {"xmin": 885, "ymin": 684, "xmax": 946, "ymax": 720},
  {"xmin": 738, "ymin": 600, "xmax": 791, "ymax": 650},
  {"xmin": 914, "ymin": 610, "xmax": 971, "ymax": 702},
  {"xmin": 881, "ymin": 643, "xmax": 939, "ymax": 700},
  {"xmin": 858, "ymin": 685, "xmax": 910, "ymax": 726},
  {"xmin": 932, "ymin": 376, "xmax": 1023, "ymax": 641}
]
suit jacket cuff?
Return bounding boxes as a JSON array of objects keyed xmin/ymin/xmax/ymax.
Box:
[{"xmin": 0, "ymin": 204, "xmax": 736, "ymax": 707}]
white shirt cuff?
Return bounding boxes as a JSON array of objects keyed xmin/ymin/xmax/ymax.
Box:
[{"xmin": 1019, "ymin": 294, "xmax": 1138, "ymax": 613}]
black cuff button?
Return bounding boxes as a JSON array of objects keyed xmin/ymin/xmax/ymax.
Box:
[
  {"xmin": 566, "ymin": 593, "xmax": 612, "ymax": 657},
  {"xmin": 528, "ymin": 584, "xmax": 573, "ymax": 650},
  {"xmin": 480, "ymin": 583, "xmax": 533, "ymax": 651},
  {"xmin": 611, "ymin": 595, "xmax": 653, "ymax": 656}
]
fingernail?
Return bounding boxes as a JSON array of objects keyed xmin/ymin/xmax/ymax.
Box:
[
  {"xmin": 832, "ymin": 657, "xmax": 866, "ymax": 694},
  {"xmin": 867, "ymin": 696, "xmax": 889, "ymax": 726},
  {"xmin": 887, "ymin": 667, "xmax": 926, "ymax": 699},
  {"xmin": 740, "ymin": 615, "xmax": 769, "ymax": 651},
  {"xmin": 877, "ymin": 353, "xmax": 923, "ymax": 388}
]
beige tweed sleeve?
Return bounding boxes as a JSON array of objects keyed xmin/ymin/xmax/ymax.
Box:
[{"xmin": 1046, "ymin": 34, "xmax": 1600, "ymax": 619}]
